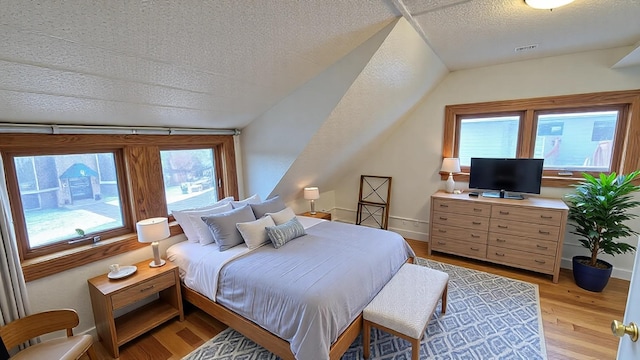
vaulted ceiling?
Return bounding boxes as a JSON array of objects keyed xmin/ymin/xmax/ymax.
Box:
[{"xmin": 1, "ymin": 0, "xmax": 638, "ymax": 131}]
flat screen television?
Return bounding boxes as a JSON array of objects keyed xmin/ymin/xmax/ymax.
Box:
[{"xmin": 468, "ymin": 158, "xmax": 544, "ymax": 200}]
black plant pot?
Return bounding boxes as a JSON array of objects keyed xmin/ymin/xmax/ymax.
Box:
[{"xmin": 572, "ymin": 256, "xmax": 613, "ymax": 292}]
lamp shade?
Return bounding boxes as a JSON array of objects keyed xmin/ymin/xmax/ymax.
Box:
[
  {"xmin": 304, "ymin": 187, "xmax": 320, "ymax": 200},
  {"xmin": 136, "ymin": 217, "xmax": 170, "ymax": 243},
  {"xmin": 440, "ymin": 158, "xmax": 461, "ymax": 174},
  {"xmin": 525, "ymin": 0, "xmax": 575, "ymax": 9}
]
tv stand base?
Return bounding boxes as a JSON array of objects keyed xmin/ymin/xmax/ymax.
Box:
[{"xmin": 482, "ymin": 190, "xmax": 524, "ymax": 200}]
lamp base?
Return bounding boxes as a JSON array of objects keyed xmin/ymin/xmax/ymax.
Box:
[
  {"xmin": 445, "ymin": 173, "xmax": 455, "ymax": 193},
  {"xmin": 149, "ymin": 259, "xmax": 166, "ymax": 268},
  {"xmin": 310, "ymin": 199, "xmax": 316, "ymax": 215},
  {"xmin": 149, "ymin": 241, "xmax": 166, "ymax": 268}
]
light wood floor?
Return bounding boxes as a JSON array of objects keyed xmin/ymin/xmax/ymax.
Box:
[{"xmin": 91, "ymin": 239, "xmax": 630, "ymax": 360}]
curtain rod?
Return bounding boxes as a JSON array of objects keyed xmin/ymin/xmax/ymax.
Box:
[{"xmin": 0, "ymin": 123, "xmax": 240, "ymax": 136}]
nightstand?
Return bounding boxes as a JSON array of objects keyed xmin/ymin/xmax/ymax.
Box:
[
  {"xmin": 87, "ymin": 259, "xmax": 184, "ymax": 358},
  {"xmin": 299, "ymin": 211, "xmax": 331, "ymax": 221}
]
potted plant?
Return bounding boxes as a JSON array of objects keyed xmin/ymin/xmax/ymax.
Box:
[{"xmin": 564, "ymin": 171, "xmax": 640, "ymax": 292}]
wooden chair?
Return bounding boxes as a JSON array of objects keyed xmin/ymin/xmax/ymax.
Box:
[{"xmin": 0, "ymin": 309, "xmax": 97, "ymax": 360}]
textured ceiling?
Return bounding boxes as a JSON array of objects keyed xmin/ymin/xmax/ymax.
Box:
[
  {"xmin": 401, "ymin": 0, "xmax": 640, "ymax": 70},
  {"xmin": 0, "ymin": 0, "xmax": 638, "ymax": 130}
]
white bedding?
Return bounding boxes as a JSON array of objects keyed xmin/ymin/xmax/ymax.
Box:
[{"xmin": 166, "ymin": 216, "xmax": 325, "ymax": 301}]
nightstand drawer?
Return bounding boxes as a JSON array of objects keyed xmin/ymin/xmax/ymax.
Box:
[{"xmin": 111, "ymin": 272, "xmax": 175, "ymax": 310}]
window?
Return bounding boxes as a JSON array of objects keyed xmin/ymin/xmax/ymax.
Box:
[
  {"xmin": 442, "ymin": 90, "xmax": 640, "ymax": 186},
  {"xmin": 6, "ymin": 151, "xmax": 129, "ymax": 258},
  {"xmin": 534, "ymin": 111, "xmax": 619, "ymax": 172},
  {"xmin": 160, "ymin": 148, "xmax": 219, "ymax": 212},
  {"xmin": 17, "ymin": 153, "xmax": 124, "ymax": 247},
  {"xmin": 458, "ymin": 115, "xmax": 520, "ymax": 166},
  {"xmin": 0, "ymin": 134, "xmax": 238, "ymax": 281}
]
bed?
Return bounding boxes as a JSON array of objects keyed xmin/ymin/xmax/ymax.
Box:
[{"xmin": 167, "ymin": 216, "xmax": 415, "ymax": 360}]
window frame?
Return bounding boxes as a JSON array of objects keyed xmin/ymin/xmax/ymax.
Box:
[
  {"xmin": 0, "ymin": 134, "xmax": 238, "ymax": 281},
  {"xmin": 158, "ymin": 144, "xmax": 226, "ymax": 220},
  {"xmin": 3, "ymin": 148, "xmax": 133, "ymax": 259},
  {"xmin": 442, "ymin": 89, "xmax": 640, "ymax": 187}
]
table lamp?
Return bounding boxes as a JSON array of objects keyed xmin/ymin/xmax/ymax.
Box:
[
  {"xmin": 304, "ymin": 187, "xmax": 320, "ymax": 215},
  {"xmin": 137, "ymin": 217, "xmax": 171, "ymax": 267},
  {"xmin": 440, "ymin": 158, "xmax": 461, "ymax": 193}
]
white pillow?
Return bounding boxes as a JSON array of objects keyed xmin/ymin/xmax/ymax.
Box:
[
  {"xmin": 266, "ymin": 207, "xmax": 296, "ymax": 225},
  {"xmin": 236, "ymin": 215, "xmax": 276, "ymax": 250},
  {"xmin": 231, "ymin": 194, "xmax": 262, "ymax": 208},
  {"xmin": 172, "ymin": 198, "xmax": 233, "ymax": 243}
]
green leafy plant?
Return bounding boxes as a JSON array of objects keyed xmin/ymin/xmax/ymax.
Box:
[
  {"xmin": 75, "ymin": 228, "xmax": 85, "ymax": 237},
  {"xmin": 564, "ymin": 171, "xmax": 640, "ymax": 268}
]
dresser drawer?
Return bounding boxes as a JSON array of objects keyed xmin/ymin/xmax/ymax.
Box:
[
  {"xmin": 488, "ymin": 233, "xmax": 557, "ymax": 256},
  {"xmin": 433, "ymin": 211, "xmax": 490, "ymax": 232},
  {"xmin": 111, "ymin": 271, "xmax": 176, "ymax": 310},
  {"xmin": 489, "ymin": 219, "xmax": 559, "ymax": 241},
  {"xmin": 433, "ymin": 199, "xmax": 491, "ymax": 217},
  {"xmin": 431, "ymin": 236, "xmax": 487, "ymax": 259},
  {"xmin": 491, "ymin": 205, "xmax": 563, "ymax": 226},
  {"xmin": 487, "ymin": 246, "xmax": 555, "ymax": 273},
  {"xmin": 432, "ymin": 224, "xmax": 487, "ymax": 244}
]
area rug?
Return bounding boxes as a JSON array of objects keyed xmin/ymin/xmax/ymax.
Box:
[{"xmin": 182, "ymin": 258, "xmax": 547, "ymax": 360}]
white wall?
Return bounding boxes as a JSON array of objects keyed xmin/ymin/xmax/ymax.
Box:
[
  {"xmin": 334, "ymin": 46, "xmax": 640, "ymax": 280},
  {"xmin": 240, "ymin": 20, "xmax": 397, "ymax": 202}
]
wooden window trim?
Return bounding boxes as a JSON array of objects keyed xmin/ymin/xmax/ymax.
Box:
[
  {"xmin": 0, "ymin": 134, "xmax": 238, "ymax": 281},
  {"xmin": 3, "ymin": 148, "xmax": 134, "ymax": 260},
  {"xmin": 441, "ymin": 89, "xmax": 640, "ymax": 187}
]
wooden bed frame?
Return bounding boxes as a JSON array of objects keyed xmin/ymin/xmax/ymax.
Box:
[{"xmin": 182, "ymin": 284, "xmax": 363, "ymax": 360}]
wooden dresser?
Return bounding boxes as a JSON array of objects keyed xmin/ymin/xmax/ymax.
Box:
[{"xmin": 429, "ymin": 191, "xmax": 568, "ymax": 283}]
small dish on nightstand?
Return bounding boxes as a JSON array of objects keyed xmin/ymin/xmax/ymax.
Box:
[{"xmin": 108, "ymin": 265, "xmax": 137, "ymax": 280}]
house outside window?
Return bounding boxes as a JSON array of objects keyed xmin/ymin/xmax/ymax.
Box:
[
  {"xmin": 160, "ymin": 148, "xmax": 219, "ymax": 213},
  {"xmin": 9, "ymin": 152, "xmax": 128, "ymax": 256}
]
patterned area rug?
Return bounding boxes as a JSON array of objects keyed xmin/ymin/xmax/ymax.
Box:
[{"xmin": 183, "ymin": 258, "xmax": 547, "ymax": 360}]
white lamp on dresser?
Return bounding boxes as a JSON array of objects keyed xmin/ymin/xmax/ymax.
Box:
[{"xmin": 440, "ymin": 158, "xmax": 461, "ymax": 193}]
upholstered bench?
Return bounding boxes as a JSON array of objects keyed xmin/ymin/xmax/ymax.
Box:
[{"xmin": 363, "ymin": 263, "xmax": 449, "ymax": 360}]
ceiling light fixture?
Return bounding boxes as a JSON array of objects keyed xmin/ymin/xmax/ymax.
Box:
[{"xmin": 525, "ymin": 0, "xmax": 575, "ymax": 10}]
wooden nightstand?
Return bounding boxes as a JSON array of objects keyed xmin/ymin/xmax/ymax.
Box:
[
  {"xmin": 299, "ymin": 211, "xmax": 331, "ymax": 221},
  {"xmin": 87, "ymin": 259, "xmax": 184, "ymax": 358}
]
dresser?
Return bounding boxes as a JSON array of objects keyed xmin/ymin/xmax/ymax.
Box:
[{"xmin": 429, "ymin": 191, "xmax": 568, "ymax": 283}]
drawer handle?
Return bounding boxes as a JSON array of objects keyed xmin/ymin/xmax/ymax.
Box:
[
  {"xmin": 499, "ymin": 211, "xmax": 510, "ymax": 215},
  {"xmin": 139, "ymin": 285, "xmax": 155, "ymax": 292},
  {"xmin": 540, "ymin": 215, "xmax": 553, "ymax": 219},
  {"xmin": 535, "ymin": 260, "xmax": 546, "ymax": 264},
  {"xmin": 536, "ymin": 245, "xmax": 548, "ymax": 250},
  {"xmin": 495, "ymin": 252, "xmax": 505, "ymax": 257},
  {"xmin": 438, "ymin": 229, "xmax": 447, "ymax": 233},
  {"xmin": 472, "ymin": 221, "xmax": 482, "ymax": 225},
  {"xmin": 439, "ymin": 216, "xmax": 448, "ymax": 220},
  {"xmin": 471, "ymin": 234, "xmax": 480, "ymax": 238},
  {"xmin": 470, "ymin": 247, "xmax": 480, "ymax": 251},
  {"xmin": 498, "ymin": 225, "xmax": 508, "ymax": 228},
  {"xmin": 437, "ymin": 241, "xmax": 446, "ymax": 245},
  {"xmin": 439, "ymin": 204, "xmax": 449, "ymax": 208},
  {"xmin": 473, "ymin": 208, "xmax": 482, "ymax": 212},
  {"xmin": 539, "ymin": 230, "xmax": 550, "ymax": 235},
  {"xmin": 496, "ymin": 238, "xmax": 506, "ymax": 243}
]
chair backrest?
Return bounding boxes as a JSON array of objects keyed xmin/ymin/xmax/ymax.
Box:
[{"xmin": 0, "ymin": 309, "xmax": 79, "ymax": 350}]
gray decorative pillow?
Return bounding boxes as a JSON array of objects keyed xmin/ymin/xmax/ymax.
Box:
[
  {"xmin": 265, "ymin": 217, "xmax": 306, "ymax": 249},
  {"xmin": 250, "ymin": 195, "xmax": 286, "ymax": 218},
  {"xmin": 201, "ymin": 205, "xmax": 256, "ymax": 251}
]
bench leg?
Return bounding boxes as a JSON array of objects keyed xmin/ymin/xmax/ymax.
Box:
[
  {"xmin": 441, "ymin": 283, "xmax": 448, "ymax": 314},
  {"xmin": 411, "ymin": 337, "xmax": 420, "ymax": 360},
  {"xmin": 363, "ymin": 320, "xmax": 371, "ymax": 359}
]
